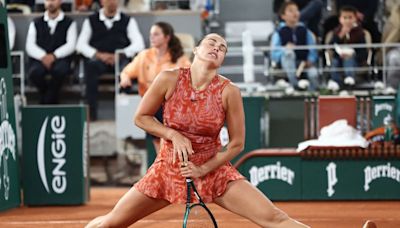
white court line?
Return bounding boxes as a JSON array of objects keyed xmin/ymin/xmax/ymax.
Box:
[
  {"xmin": 1, "ymin": 217, "xmax": 398, "ymax": 225},
  {"xmin": 1, "ymin": 219, "xmax": 246, "ymax": 225}
]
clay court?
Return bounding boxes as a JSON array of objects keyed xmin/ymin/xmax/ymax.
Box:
[{"xmin": 0, "ymin": 187, "xmax": 399, "ymax": 228}]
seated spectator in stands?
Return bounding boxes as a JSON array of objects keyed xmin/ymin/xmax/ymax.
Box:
[
  {"xmin": 273, "ymin": 0, "xmax": 324, "ymax": 36},
  {"xmin": 326, "ymin": 6, "xmax": 367, "ymax": 90},
  {"xmin": 25, "ymin": 0, "xmax": 77, "ymax": 104},
  {"xmin": 324, "ymin": 0, "xmax": 380, "ymax": 43},
  {"xmin": 35, "ymin": 0, "xmax": 74, "ymax": 12},
  {"xmin": 271, "ymin": 1, "xmax": 319, "ymax": 91},
  {"xmin": 76, "ymin": 0, "xmax": 144, "ymax": 121},
  {"xmin": 7, "ymin": 16, "xmax": 15, "ymax": 50},
  {"xmin": 381, "ymin": 3, "xmax": 400, "ymax": 93},
  {"xmin": 75, "ymin": 0, "xmax": 91, "ymax": 11},
  {"xmin": 120, "ymin": 21, "xmax": 191, "ymax": 153}
]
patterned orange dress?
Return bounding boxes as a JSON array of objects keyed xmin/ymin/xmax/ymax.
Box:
[{"xmin": 134, "ymin": 68, "xmax": 245, "ymax": 203}]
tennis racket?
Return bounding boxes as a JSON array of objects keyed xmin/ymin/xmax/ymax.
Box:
[{"xmin": 182, "ymin": 177, "xmax": 218, "ymax": 228}]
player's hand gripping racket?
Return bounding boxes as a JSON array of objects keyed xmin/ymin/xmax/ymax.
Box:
[{"xmin": 182, "ymin": 177, "xmax": 218, "ymax": 228}]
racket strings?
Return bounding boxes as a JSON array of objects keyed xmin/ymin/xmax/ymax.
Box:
[{"xmin": 186, "ymin": 205, "xmax": 215, "ymax": 228}]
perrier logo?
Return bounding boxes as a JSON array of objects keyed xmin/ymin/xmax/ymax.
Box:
[{"xmin": 0, "ymin": 78, "xmax": 17, "ymax": 201}]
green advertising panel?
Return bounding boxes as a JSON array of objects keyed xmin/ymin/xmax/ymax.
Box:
[
  {"xmin": 302, "ymin": 159, "xmax": 400, "ymax": 200},
  {"xmin": 268, "ymin": 97, "xmax": 305, "ymax": 148},
  {"xmin": 238, "ymin": 156, "xmax": 302, "ymax": 200},
  {"xmin": 371, "ymin": 96, "xmax": 396, "ymax": 129},
  {"xmin": 239, "ymin": 96, "xmax": 266, "ymax": 163},
  {"xmin": 22, "ymin": 106, "xmax": 90, "ymax": 205},
  {"xmin": 0, "ymin": 7, "xmax": 21, "ymax": 212}
]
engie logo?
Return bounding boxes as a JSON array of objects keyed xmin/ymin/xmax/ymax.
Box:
[{"xmin": 37, "ymin": 116, "xmax": 67, "ymax": 194}]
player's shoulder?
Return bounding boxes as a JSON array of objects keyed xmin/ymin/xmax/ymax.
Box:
[
  {"xmin": 218, "ymin": 74, "xmax": 240, "ymax": 95},
  {"xmin": 156, "ymin": 68, "xmax": 181, "ymax": 85}
]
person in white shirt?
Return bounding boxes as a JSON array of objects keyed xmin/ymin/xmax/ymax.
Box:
[
  {"xmin": 7, "ymin": 16, "xmax": 16, "ymax": 50},
  {"xmin": 25, "ymin": 0, "xmax": 77, "ymax": 104},
  {"xmin": 76, "ymin": 0, "xmax": 144, "ymax": 121}
]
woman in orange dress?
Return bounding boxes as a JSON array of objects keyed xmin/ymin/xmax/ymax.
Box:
[
  {"xmin": 86, "ymin": 33, "xmax": 309, "ymax": 228},
  {"xmin": 120, "ymin": 22, "xmax": 191, "ymax": 153}
]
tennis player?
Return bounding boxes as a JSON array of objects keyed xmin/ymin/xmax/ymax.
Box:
[{"xmin": 85, "ymin": 33, "xmax": 309, "ymax": 228}]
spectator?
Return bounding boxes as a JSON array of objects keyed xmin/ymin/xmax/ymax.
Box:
[
  {"xmin": 271, "ymin": 1, "xmax": 319, "ymax": 91},
  {"xmin": 25, "ymin": 0, "xmax": 77, "ymax": 104},
  {"xmin": 7, "ymin": 16, "xmax": 15, "ymax": 50},
  {"xmin": 273, "ymin": 0, "xmax": 324, "ymax": 36},
  {"xmin": 337, "ymin": 0, "xmax": 380, "ymax": 43},
  {"xmin": 120, "ymin": 21, "xmax": 191, "ymax": 153},
  {"xmin": 381, "ymin": 3, "xmax": 400, "ymax": 92},
  {"xmin": 326, "ymin": 6, "xmax": 367, "ymax": 90},
  {"xmin": 35, "ymin": 0, "xmax": 74, "ymax": 12},
  {"xmin": 76, "ymin": 0, "xmax": 145, "ymax": 121},
  {"xmin": 75, "ymin": 0, "xmax": 92, "ymax": 11}
]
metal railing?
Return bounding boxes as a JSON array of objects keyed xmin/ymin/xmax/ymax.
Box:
[
  {"xmin": 224, "ymin": 40, "xmax": 400, "ymax": 87},
  {"xmin": 10, "ymin": 50, "xmax": 25, "ymax": 98}
]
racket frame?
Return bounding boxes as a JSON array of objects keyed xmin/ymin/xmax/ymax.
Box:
[{"xmin": 182, "ymin": 177, "xmax": 218, "ymax": 228}]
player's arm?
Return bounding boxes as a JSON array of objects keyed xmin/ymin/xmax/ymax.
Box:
[
  {"xmin": 134, "ymin": 70, "xmax": 174, "ymax": 138},
  {"xmin": 134, "ymin": 69, "xmax": 194, "ymax": 163},
  {"xmin": 200, "ymin": 82, "xmax": 245, "ymax": 174}
]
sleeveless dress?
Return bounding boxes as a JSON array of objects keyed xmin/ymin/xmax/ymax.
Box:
[{"xmin": 134, "ymin": 68, "xmax": 245, "ymax": 203}]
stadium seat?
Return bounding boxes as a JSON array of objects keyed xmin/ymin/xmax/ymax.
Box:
[
  {"xmin": 318, "ymin": 96, "xmax": 357, "ymax": 132},
  {"xmin": 304, "ymin": 96, "xmax": 359, "ymax": 139}
]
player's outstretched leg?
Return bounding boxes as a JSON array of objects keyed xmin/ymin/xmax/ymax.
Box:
[
  {"xmin": 85, "ymin": 187, "xmax": 170, "ymax": 228},
  {"xmin": 214, "ymin": 180, "xmax": 309, "ymax": 228}
]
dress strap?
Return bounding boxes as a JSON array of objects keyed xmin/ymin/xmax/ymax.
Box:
[{"xmin": 218, "ymin": 77, "xmax": 231, "ymax": 95}]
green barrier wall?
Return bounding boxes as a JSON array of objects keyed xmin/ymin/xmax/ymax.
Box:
[
  {"xmin": 22, "ymin": 106, "xmax": 90, "ymax": 205},
  {"xmin": 302, "ymin": 159, "xmax": 400, "ymax": 200},
  {"xmin": 268, "ymin": 97, "xmax": 305, "ymax": 148},
  {"xmin": 146, "ymin": 137, "xmax": 156, "ymax": 168},
  {"xmin": 236, "ymin": 150, "xmax": 400, "ymax": 200},
  {"xmin": 0, "ymin": 8, "xmax": 21, "ymax": 212}
]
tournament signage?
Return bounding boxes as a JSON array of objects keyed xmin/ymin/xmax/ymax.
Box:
[
  {"xmin": 238, "ymin": 156, "xmax": 302, "ymax": 200},
  {"xmin": 22, "ymin": 106, "xmax": 90, "ymax": 205},
  {"xmin": 0, "ymin": 7, "xmax": 21, "ymax": 212},
  {"xmin": 371, "ymin": 96, "xmax": 395, "ymax": 129},
  {"xmin": 302, "ymin": 160, "xmax": 400, "ymax": 200},
  {"xmin": 236, "ymin": 150, "xmax": 400, "ymax": 200}
]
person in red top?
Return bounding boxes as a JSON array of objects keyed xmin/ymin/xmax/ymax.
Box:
[
  {"xmin": 120, "ymin": 21, "xmax": 191, "ymax": 153},
  {"xmin": 85, "ymin": 33, "xmax": 309, "ymax": 228}
]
